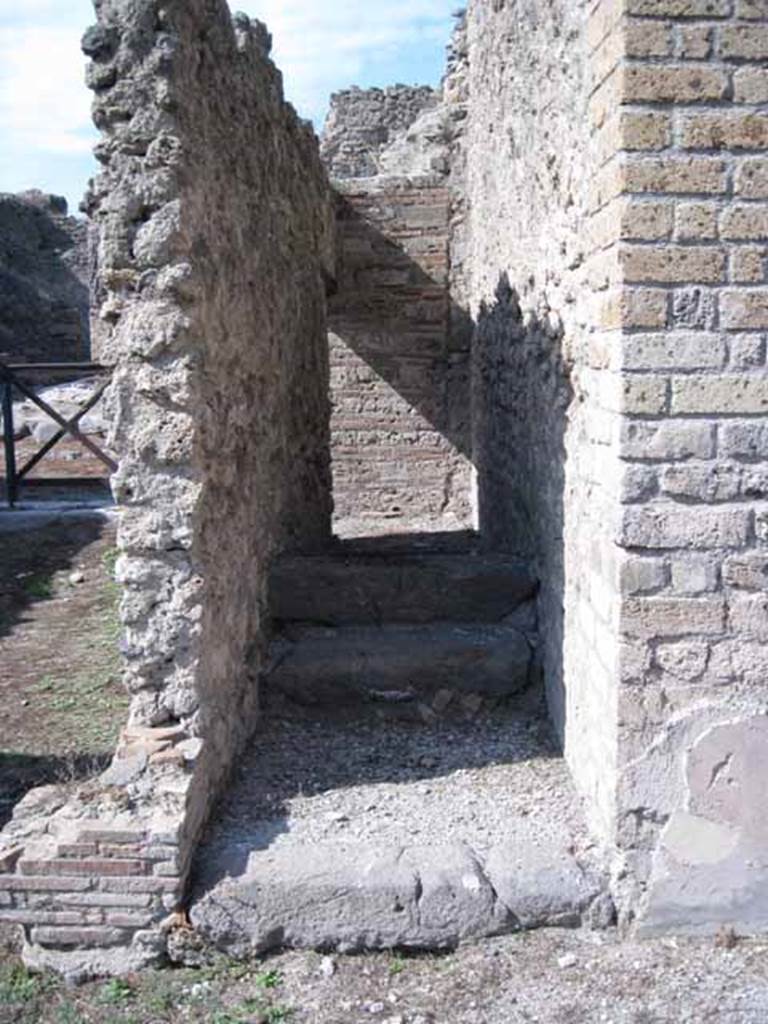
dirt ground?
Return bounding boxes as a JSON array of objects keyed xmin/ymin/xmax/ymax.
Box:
[
  {"xmin": 0, "ymin": 927, "xmax": 766, "ymax": 1024},
  {"xmin": 0, "ymin": 507, "xmax": 766, "ymax": 1022},
  {"xmin": 0, "ymin": 512, "xmax": 126, "ymax": 827}
]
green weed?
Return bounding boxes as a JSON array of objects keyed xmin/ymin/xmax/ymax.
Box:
[
  {"xmin": 0, "ymin": 963, "xmax": 42, "ymax": 1003},
  {"xmin": 24, "ymin": 575, "xmax": 53, "ymax": 600},
  {"xmin": 97, "ymin": 976, "xmax": 134, "ymax": 1006},
  {"xmin": 255, "ymin": 969, "xmax": 282, "ymax": 990}
]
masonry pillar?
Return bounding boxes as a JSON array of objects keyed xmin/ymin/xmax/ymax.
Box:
[{"xmin": 593, "ymin": 0, "xmax": 768, "ymax": 931}]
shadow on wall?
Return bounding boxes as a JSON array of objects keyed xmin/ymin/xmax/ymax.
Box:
[
  {"xmin": 327, "ymin": 193, "xmax": 474, "ymax": 527},
  {"xmin": 0, "ymin": 194, "xmax": 91, "ymax": 365},
  {"xmin": 328, "ymin": 203, "xmax": 573, "ymax": 736},
  {"xmin": 473, "ymin": 273, "xmax": 573, "ymax": 738}
]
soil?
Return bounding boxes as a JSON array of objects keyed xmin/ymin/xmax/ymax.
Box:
[
  {"xmin": 0, "ymin": 927, "xmax": 767, "ymax": 1023},
  {"xmin": 0, "ymin": 512, "xmax": 127, "ymax": 827}
]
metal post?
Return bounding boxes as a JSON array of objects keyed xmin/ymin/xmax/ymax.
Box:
[{"xmin": 1, "ymin": 368, "xmax": 17, "ymax": 508}]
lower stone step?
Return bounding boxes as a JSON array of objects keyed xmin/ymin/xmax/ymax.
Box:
[
  {"xmin": 189, "ymin": 837, "xmax": 609, "ymax": 958},
  {"xmin": 266, "ymin": 623, "xmax": 533, "ymax": 705},
  {"xmin": 184, "ymin": 704, "xmax": 612, "ymax": 960}
]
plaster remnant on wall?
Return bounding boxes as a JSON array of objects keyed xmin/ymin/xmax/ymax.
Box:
[{"xmin": 640, "ymin": 716, "xmax": 768, "ymax": 934}]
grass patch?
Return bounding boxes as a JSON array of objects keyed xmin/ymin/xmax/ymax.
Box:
[
  {"xmin": 255, "ymin": 968, "xmax": 282, "ymax": 990},
  {"xmin": 0, "ymin": 963, "xmax": 52, "ymax": 1005},
  {"xmin": 97, "ymin": 977, "xmax": 135, "ymax": 1006},
  {"xmin": 23, "ymin": 575, "xmax": 54, "ymax": 600}
]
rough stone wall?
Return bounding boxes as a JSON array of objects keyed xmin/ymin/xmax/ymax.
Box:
[
  {"xmin": 603, "ymin": 0, "xmax": 768, "ymax": 933},
  {"xmin": 0, "ymin": 0, "xmax": 334, "ymax": 974},
  {"xmin": 321, "ymin": 86, "xmax": 439, "ymax": 179},
  {"xmin": 465, "ymin": 0, "xmax": 623, "ymax": 839},
  {"xmin": 0, "ymin": 191, "xmax": 90, "ymax": 363},
  {"xmin": 324, "ymin": 87, "xmax": 474, "ymax": 534}
]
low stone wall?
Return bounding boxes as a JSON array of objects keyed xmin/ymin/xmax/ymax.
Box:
[
  {"xmin": 0, "ymin": 191, "xmax": 90, "ymax": 363},
  {"xmin": 0, "ymin": 0, "xmax": 334, "ymax": 975}
]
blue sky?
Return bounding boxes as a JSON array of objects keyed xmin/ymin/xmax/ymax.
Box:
[{"xmin": 0, "ymin": 1, "xmax": 457, "ymax": 215}]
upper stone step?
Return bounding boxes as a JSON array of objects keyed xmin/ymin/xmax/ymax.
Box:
[{"xmin": 269, "ymin": 552, "xmax": 537, "ymax": 626}]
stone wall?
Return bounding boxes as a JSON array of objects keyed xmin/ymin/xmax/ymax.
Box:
[
  {"xmin": 0, "ymin": 0, "xmax": 334, "ymax": 975},
  {"xmin": 602, "ymin": 0, "xmax": 768, "ymax": 933},
  {"xmin": 321, "ymin": 86, "xmax": 439, "ymax": 179},
  {"xmin": 465, "ymin": 0, "xmax": 623, "ymax": 839},
  {"xmin": 324, "ymin": 86, "xmax": 474, "ymax": 534},
  {"xmin": 466, "ymin": 0, "xmax": 768, "ymax": 934},
  {"xmin": 0, "ymin": 191, "xmax": 90, "ymax": 363}
]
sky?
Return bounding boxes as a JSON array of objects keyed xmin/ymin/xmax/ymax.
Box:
[{"xmin": 0, "ymin": 0, "xmax": 458, "ymax": 216}]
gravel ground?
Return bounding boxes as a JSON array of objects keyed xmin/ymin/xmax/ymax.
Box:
[
  {"xmin": 1, "ymin": 926, "xmax": 767, "ymax": 1023},
  {"xmin": 195, "ymin": 698, "xmax": 591, "ymax": 860}
]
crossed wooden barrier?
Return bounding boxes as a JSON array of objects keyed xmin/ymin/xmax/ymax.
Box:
[{"xmin": 0, "ymin": 362, "xmax": 116, "ymax": 508}]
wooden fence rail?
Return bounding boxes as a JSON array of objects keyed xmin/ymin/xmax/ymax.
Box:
[{"xmin": 0, "ymin": 362, "xmax": 116, "ymax": 508}]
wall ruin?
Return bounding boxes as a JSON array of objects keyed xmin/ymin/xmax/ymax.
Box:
[
  {"xmin": 0, "ymin": 0, "xmax": 334, "ymax": 975},
  {"xmin": 1, "ymin": 0, "xmax": 767, "ymax": 974},
  {"xmin": 0, "ymin": 191, "xmax": 90, "ymax": 363}
]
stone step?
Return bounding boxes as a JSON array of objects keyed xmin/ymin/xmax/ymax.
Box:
[
  {"xmin": 266, "ymin": 623, "xmax": 533, "ymax": 706},
  {"xmin": 189, "ymin": 837, "xmax": 608, "ymax": 958},
  {"xmin": 186, "ymin": 707, "xmax": 611, "ymax": 959},
  {"xmin": 268, "ymin": 552, "xmax": 537, "ymax": 626}
]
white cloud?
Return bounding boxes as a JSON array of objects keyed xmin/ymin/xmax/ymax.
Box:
[
  {"xmin": 0, "ymin": 26, "xmax": 94, "ymax": 156},
  {"xmin": 0, "ymin": 0, "xmax": 456, "ymax": 207},
  {"xmin": 241, "ymin": 0, "xmax": 456, "ymax": 121}
]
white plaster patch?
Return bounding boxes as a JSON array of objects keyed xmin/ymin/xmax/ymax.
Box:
[{"xmin": 661, "ymin": 810, "xmax": 740, "ymax": 866}]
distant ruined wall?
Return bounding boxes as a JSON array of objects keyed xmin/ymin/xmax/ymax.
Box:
[
  {"xmin": 323, "ymin": 83, "xmax": 474, "ymax": 533},
  {"xmin": 321, "ymin": 85, "xmax": 439, "ymax": 179},
  {"xmin": 0, "ymin": 0, "xmax": 334, "ymax": 975},
  {"xmin": 0, "ymin": 191, "xmax": 90, "ymax": 363}
]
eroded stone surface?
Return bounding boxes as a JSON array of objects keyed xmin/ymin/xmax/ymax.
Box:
[
  {"xmin": 268, "ymin": 623, "xmax": 533, "ymax": 705},
  {"xmin": 641, "ymin": 716, "xmax": 768, "ymax": 935},
  {"xmin": 269, "ymin": 552, "xmax": 537, "ymax": 626}
]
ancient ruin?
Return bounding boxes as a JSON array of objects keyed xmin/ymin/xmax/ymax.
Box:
[
  {"xmin": 0, "ymin": 191, "xmax": 90, "ymax": 364},
  {"xmin": 0, "ymin": 0, "xmax": 767, "ymax": 977}
]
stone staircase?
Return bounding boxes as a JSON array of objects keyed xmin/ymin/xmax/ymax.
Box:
[
  {"xmin": 266, "ymin": 543, "xmax": 538, "ymax": 717},
  {"xmin": 186, "ymin": 537, "xmax": 611, "ymax": 957}
]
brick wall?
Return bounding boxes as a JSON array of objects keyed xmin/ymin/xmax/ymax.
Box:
[
  {"xmin": 466, "ymin": 0, "xmax": 768, "ymax": 933},
  {"xmin": 329, "ymin": 179, "xmax": 473, "ymax": 533},
  {"xmin": 324, "ymin": 87, "xmax": 474, "ymax": 535},
  {"xmin": 600, "ymin": 0, "xmax": 768, "ymax": 931}
]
